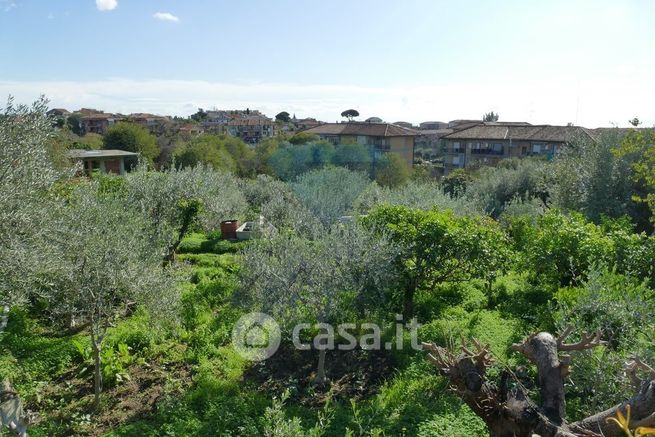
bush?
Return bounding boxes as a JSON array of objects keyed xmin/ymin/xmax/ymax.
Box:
[
  {"xmin": 374, "ymin": 152, "xmax": 411, "ymax": 187},
  {"xmin": 291, "ymin": 167, "xmax": 372, "ymax": 227},
  {"xmin": 517, "ymin": 210, "xmax": 614, "ymax": 286},
  {"xmin": 465, "ymin": 158, "xmax": 551, "ymax": 218}
]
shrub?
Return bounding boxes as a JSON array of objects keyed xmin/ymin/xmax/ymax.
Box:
[{"xmin": 291, "ymin": 167, "xmax": 372, "ymax": 227}]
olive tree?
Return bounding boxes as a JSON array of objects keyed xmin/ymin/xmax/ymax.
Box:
[
  {"xmin": 353, "ymin": 179, "xmax": 480, "ymax": 216},
  {"xmin": 241, "ymin": 174, "xmax": 322, "ymax": 239},
  {"xmin": 552, "ymin": 130, "xmax": 645, "ymax": 227},
  {"xmin": 239, "ymin": 224, "xmax": 396, "ymax": 384},
  {"xmin": 290, "ymin": 167, "xmax": 372, "ymax": 227},
  {"xmin": 43, "ymin": 186, "xmax": 177, "ymax": 410},
  {"xmin": 0, "ymin": 96, "xmax": 72, "ymax": 307},
  {"xmin": 465, "ymin": 158, "xmax": 551, "ymax": 218},
  {"xmin": 125, "ymin": 164, "xmax": 247, "ymax": 261}
]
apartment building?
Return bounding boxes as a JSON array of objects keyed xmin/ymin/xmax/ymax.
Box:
[
  {"xmin": 80, "ymin": 112, "xmax": 122, "ymax": 135},
  {"xmin": 442, "ymin": 122, "xmax": 594, "ymax": 174},
  {"xmin": 200, "ymin": 109, "xmax": 273, "ymax": 143},
  {"xmin": 302, "ymin": 122, "xmax": 418, "ymax": 167}
]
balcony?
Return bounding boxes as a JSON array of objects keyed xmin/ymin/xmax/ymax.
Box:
[{"xmin": 470, "ymin": 148, "xmax": 504, "ymax": 156}]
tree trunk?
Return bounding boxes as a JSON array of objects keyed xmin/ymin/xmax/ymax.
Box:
[
  {"xmin": 91, "ymin": 334, "xmax": 102, "ymax": 411},
  {"xmin": 423, "ymin": 328, "xmax": 655, "ymax": 437},
  {"xmin": 315, "ymin": 349, "xmax": 327, "ymax": 385},
  {"xmin": 0, "ymin": 305, "xmax": 8, "ymax": 333},
  {"xmin": 314, "ymin": 325, "xmax": 328, "ymax": 385},
  {"xmin": 403, "ymin": 279, "xmax": 416, "ymax": 320}
]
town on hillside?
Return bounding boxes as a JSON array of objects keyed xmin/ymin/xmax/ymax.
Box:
[{"xmin": 47, "ymin": 106, "xmax": 651, "ymax": 179}]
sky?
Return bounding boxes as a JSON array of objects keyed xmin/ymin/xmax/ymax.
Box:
[{"xmin": 1, "ymin": 0, "xmax": 654, "ymax": 127}]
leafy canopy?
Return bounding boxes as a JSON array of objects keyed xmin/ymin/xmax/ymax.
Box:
[{"xmin": 103, "ymin": 122, "xmax": 160, "ymax": 162}]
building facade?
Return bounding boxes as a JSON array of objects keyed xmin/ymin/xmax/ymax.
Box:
[
  {"xmin": 80, "ymin": 113, "xmax": 122, "ymax": 135},
  {"xmin": 200, "ymin": 109, "xmax": 274, "ymax": 143},
  {"xmin": 302, "ymin": 122, "xmax": 418, "ymax": 167},
  {"xmin": 442, "ymin": 123, "xmax": 594, "ymax": 174},
  {"xmin": 68, "ymin": 149, "xmax": 138, "ymax": 176}
]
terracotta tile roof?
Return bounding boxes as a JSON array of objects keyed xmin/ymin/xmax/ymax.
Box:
[
  {"xmin": 303, "ymin": 122, "xmax": 418, "ymax": 137},
  {"xmin": 442, "ymin": 123, "xmax": 595, "ymax": 142}
]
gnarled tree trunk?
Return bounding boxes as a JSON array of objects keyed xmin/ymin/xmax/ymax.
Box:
[{"xmin": 423, "ymin": 328, "xmax": 655, "ymax": 437}]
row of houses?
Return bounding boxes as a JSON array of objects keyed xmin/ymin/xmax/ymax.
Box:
[
  {"xmin": 47, "ymin": 108, "xmax": 171, "ymax": 135},
  {"xmin": 51, "ymin": 106, "xmax": 631, "ymax": 176},
  {"xmin": 199, "ymin": 110, "xmax": 274, "ymax": 144},
  {"xmin": 50, "ymin": 107, "xmax": 314, "ymax": 144}
]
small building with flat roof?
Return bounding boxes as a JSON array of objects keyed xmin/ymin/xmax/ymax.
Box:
[{"xmin": 67, "ymin": 149, "xmax": 138, "ymax": 176}]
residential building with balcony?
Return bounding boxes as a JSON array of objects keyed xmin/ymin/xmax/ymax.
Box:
[
  {"xmin": 301, "ymin": 122, "xmax": 418, "ymax": 167},
  {"xmin": 200, "ymin": 109, "xmax": 273, "ymax": 143},
  {"xmin": 224, "ymin": 117, "xmax": 274, "ymax": 144},
  {"xmin": 442, "ymin": 123, "xmax": 594, "ymax": 174},
  {"xmin": 79, "ymin": 113, "xmax": 122, "ymax": 135}
]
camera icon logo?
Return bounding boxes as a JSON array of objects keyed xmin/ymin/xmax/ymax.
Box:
[{"xmin": 232, "ymin": 312, "xmax": 281, "ymax": 361}]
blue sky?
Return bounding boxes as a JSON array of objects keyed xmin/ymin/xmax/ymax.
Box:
[{"xmin": 1, "ymin": 0, "xmax": 654, "ymax": 126}]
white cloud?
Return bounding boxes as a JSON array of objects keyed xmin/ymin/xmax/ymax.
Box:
[
  {"xmin": 3, "ymin": 1, "xmax": 17, "ymax": 12},
  {"xmin": 0, "ymin": 78, "xmax": 653, "ymax": 128},
  {"xmin": 153, "ymin": 12, "xmax": 179, "ymax": 22},
  {"xmin": 96, "ymin": 0, "xmax": 117, "ymax": 12}
]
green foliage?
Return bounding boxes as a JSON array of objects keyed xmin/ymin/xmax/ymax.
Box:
[
  {"xmin": 76, "ymin": 133, "xmax": 103, "ymax": 150},
  {"xmin": 174, "ymin": 134, "xmax": 237, "ymax": 173},
  {"xmin": 482, "ymin": 111, "xmax": 499, "ymax": 122},
  {"xmin": 341, "ymin": 109, "xmax": 360, "ymax": 121},
  {"xmin": 613, "ymin": 128, "xmax": 655, "ymax": 226},
  {"xmin": 66, "ymin": 114, "xmax": 82, "ymax": 135},
  {"xmin": 440, "ymin": 169, "xmax": 472, "ymax": 196},
  {"xmin": 552, "ymin": 129, "xmax": 648, "ymax": 227},
  {"xmin": 253, "ymin": 137, "xmax": 283, "ymax": 174},
  {"xmin": 289, "ymin": 131, "xmax": 319, "ymax": 145},
  {"xmin": 363, "ymin": 205, "xmax": 511, "ymax": 316},
  {"xmin": 240, "ymin": 224, "xmax": 397, "ymax": 329},
  {"xmin": 514, "ymin": 210, "xmax": 614, "ymax": 286},
  {"xmin": 103, "ymin": 121, "xmax": 160, "ymax": 162},
  {"xmin": 125, "ymin": 164, "xmax": 247, "ymax": 251},
  {"xmin": 263, "ymin": 390, "xmax": 330, "ymax": 437},
  {"xmin": 354, "ymin": 179, "xmax": 480, "ymax": 216},
  {"xmin": 374, "ymin": 152, "xmax": 411, "ymax": 187},
  {"xmin": 275, "ymin": 111, "xmax": 291, "ymax": 123},
  {"xmin": 0, "ymin": 308, "xmax": 80, "ymax": 402},
  {"xmin": 291, "ymin": 167, "xmax": 372, "ymax": 226},
  {"xmin": 268, "ymin": 142, "xmax": 336, "ymax": 180},
  {"xmin": 465, "ymin": 158, "xmax": 551, "ymax": 218},
  {"xmin": 0, "ymin": 96, "xmax": 72, "ymax": 305},
  {"xmin": 333, "ymin": 143, "xmax": 373, "ymax": 173},
  {"xmin": 556, "ymin": 267, "xmax": 654, "ymax": 351},
  {"xmin": 10, "ymin": 97, "xmax": 655, "ymax": 437},
  {"xmin": 555, "ymin": 268, "xmax": 655, "ymax": 419}
]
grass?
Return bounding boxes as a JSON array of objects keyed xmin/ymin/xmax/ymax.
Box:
[{"xmin": 3, "ymin": 232, "xmax": 539, "ymax": 436}]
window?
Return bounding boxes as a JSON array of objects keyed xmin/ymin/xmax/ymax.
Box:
[
  {"xmin": 452, "ymin": 141, "xmax": 461, "ymax": 152},
  {"xmin": 452, "ymin": 155, "xmax": 460, "ymax": 165}
]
